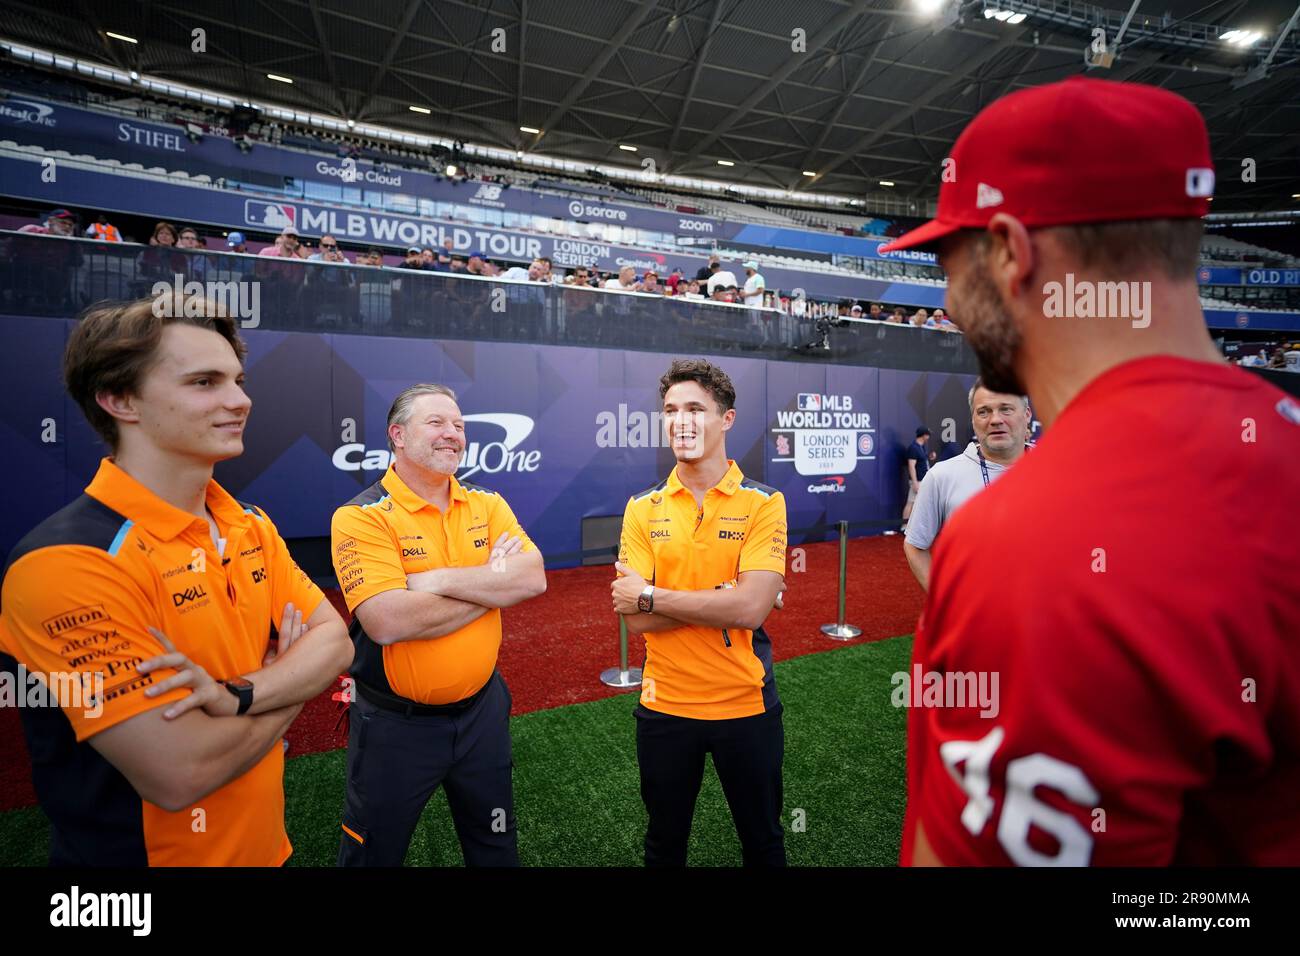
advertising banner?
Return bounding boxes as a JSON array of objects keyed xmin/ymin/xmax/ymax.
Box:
[{"xmin": 0, "ymin": 316, "xmax": 978, "ymax": 566}]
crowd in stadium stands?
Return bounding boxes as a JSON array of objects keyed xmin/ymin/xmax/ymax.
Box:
[{"xmin": 9, "ymin": 204, "xmax": 966, "ymax": 329}]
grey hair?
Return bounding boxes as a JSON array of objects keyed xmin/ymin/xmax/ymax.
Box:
[
  {"xmin": 387, "ymin": 383, "xmax": 458, "ymax": 451},
  {"xmin": 968, "ymin": 378, "xmax": 1029, "ymax": 411}
]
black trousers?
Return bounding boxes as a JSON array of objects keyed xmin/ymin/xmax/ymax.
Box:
[
  {"xmin": 635, "ymin": 703, "xmax": 786, "ymax": 867},
  {"xmin": 337, "ymin": 671, "xmax": 517, "ymax": 867}
]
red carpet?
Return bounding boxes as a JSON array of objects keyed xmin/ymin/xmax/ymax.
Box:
[{"xmin": 0, "ymin": 535, "xmax": 922, "ymax": 811}]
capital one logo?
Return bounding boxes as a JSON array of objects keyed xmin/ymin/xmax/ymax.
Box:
[
  {"xmin": 0, "ymin": 99, "xmax": 56, "ymax": 126},
  {"xmin": 332, "ymin": 413, "xmax": 542, "ymax": 479}
]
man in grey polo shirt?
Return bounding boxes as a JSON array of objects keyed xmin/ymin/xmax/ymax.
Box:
[{"xmin": 904, "ymin": 380, "xmax": 1032, "ymax": 590}]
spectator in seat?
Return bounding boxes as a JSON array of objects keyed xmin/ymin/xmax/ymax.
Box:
[
  {"xmin": 226, "ymin": 232, "xmax": 248, "ymax": 254},
  {"xmin": 568, "ymin": 268, "xmax": 592, "ymax": 287},
  {"xmin": 259, "ymin": 226, "xmax": 306, "ymax": 258},
  {"xmin": 911, "ymin": 308, "xmax": 930, "ymax": 327},
  {"xmin": 177, "ymin": 227, "xmax": 203, "ymax": 251},
  {"xmin": 308, "ymin": 235, "xmax": 351, "ymax": 264},
  {"xmin": 707, "ymin": 264, "xmax": 738, "ymax": 297},
  {"xmin": 680, "ymin": 279, "xmax": 706, "ymax": 301},
  {"xmin": 665, "ymin": 267, "xmax": 684, "ymax": 294},
  {"xmin": 605, "ymin": 265, "xmax": 640, "ymax": 291},
  {"xmin": 641, "ymin": 271, "xmax": 663, "ymax": 294},
  {"xmin": 498, "ymin": 260, "xmax": 532, "ymax": 281},
  {"xmin": 421, "ymin": 248, "xmax": 436, "ymax": 269},
  {"xmin": 695, "ymin": 253, "xmax": 720, "ymax": 283},
  {"xmin": 868, "ymin": 303, "xmax": 883, "ymax": 320},
  {"xmin": 149, "ymin": 222, "xmax": 179, "ymax": 247},
  {"xmin": 467, "ymin": 251, "xmax": 496, "ymax": 277},
  {"xmin": 13, "ymin": 208, "xmax": 82, "ymax": 311},
  {"xmin": 448, "ymin": 255, "xmax": 468, "ymax": 274},
  {"xmin": 399, "ymin": 247, "xmax": 425, "ymax": 270},
  {"xmin": 850, "ymin": 304, "xmax": 864, "ymax": 317},
  {"xmin": 305, "ymin": 236, "xmax": 357, "ymax": 327},
  {"xmin": 176, "ymin": 227, "xmax": 211, "ymax": 281},
  {"xmin": 19, "ymin": 207, "xmax": 78, "ymax": 237},
  {"xmin": 888, "ymin": 307, "xmax": 906, "ymax": 324}
]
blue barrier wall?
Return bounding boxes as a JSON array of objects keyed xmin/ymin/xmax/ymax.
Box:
[{"xmin": 0, "ymin": 315, "xmax": 976, "ymax": 566}]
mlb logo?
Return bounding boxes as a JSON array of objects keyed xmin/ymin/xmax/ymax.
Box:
[
  {"xmin": 244, "ymin": 200, "xmax": 296, "ymax": 230},
  {"xmin": 1198, "ymin": 268, "xmax": 1211, "ymax": 282},
  {"xmin": 858, "ymin": 433, "xmax": 874, "ymax": 456},
  {"xmin": 1185, "ymin": 167, "xmax": 1215, "ymax": 199},
  {"xmin": 1236, "ymin": 313, "xmax": 1249, "ymax": 328},
  {"xmin": 797, "ymin": 394, "xmax": 821, "ymax": 411}
]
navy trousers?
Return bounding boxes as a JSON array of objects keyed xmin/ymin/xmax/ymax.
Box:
[
  {"xmin": 337, "ymin": 671, "xmax": 517, "ymax": 866},
  {"xmin": 635, "ymin": 702, "xmax": 786, "ymax": 867}
]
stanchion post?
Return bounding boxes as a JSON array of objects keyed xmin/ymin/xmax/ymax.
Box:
[
  {"xmin": 821, "ymin": 519, "xmax": 862, "ymax": 641},
  {"xmin": 600, "ymin": 615, "xmax": 643, "ymax": 688}
]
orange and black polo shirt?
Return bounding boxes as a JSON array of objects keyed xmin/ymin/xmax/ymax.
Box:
[
  {"xmin": 0, "ymin": 457, "xmax": 324, "ymax": 866},
  {"xmin": 619, "ymin": 460, "xmax": 787, "ymax": 720},
  {"xmin": 331, "ymin": 464, "xmax": 536, "ymax": 705}
]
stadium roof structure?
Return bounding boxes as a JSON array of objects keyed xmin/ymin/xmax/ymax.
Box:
[{"xmin": 2, "ymin": 0, "xmax": 1298, "ymax": 213}]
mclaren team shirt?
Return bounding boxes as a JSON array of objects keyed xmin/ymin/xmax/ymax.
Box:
[
  {"xmin": 619, "ymin": 460, "xmax": 788, "ymax": 720},
  {"xmin": 1, "ymin": 458, "xmax": 324, "ymax": 866},
  {"xmin": 903, "ymin": 357, "xmax": 1300, "ymax": 865},
  {"xmin": 331, "ymin": 464, "xmax": 536, "ymax": 705}
]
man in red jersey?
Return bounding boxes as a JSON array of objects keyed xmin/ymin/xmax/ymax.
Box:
[{"xmin": 880, "ymin": 76, "xmax": 1300, "ymax": 866}]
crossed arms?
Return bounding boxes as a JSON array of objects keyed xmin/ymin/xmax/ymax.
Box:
[
  {"xmin": 354, "ymin": 533, "xmax": 547, "ymax": 645},
  {"xmin": 612, "ymin": 562, "xmax": 784, "ymax": 634},
  {"xmin": 90, "ymin": 597, "xmax": 352, "ymax": 812}
]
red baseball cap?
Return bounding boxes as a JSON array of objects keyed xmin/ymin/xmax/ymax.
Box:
[{"xmin": 880, "ymin": 77, "xmax": 1214, "ymax": 253}]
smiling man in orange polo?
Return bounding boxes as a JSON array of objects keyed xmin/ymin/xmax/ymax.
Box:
[
  {"xmin": 0, "ymin": 294, "xmax": 352, "ymax": 866},
  {"xmin": 332, "ymin": 383, "xmax": 547, "ymax": 866},
  {"xmin": 612, "ymin": 359, "xmax": 788, "ymax": 866}
]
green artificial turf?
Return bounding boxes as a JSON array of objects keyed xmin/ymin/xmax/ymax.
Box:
[{"xmin": 1, "ymin": 635, "xmax": 913, "ymax": 867}]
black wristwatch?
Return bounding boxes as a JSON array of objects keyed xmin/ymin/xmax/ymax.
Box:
[{"xmin": 221, "ymin": 677, "xmax": 254, "ymax": 716}]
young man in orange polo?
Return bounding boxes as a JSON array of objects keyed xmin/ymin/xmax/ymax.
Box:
[
  {"xmin": 612, "ymin": 359, "xmax": 788, "ymax": 866},
  {"xmin": 331, "ymin": 384, "xmax": 547, "ymax": 866},
  {"xmin": 0, "ymin": 294, "xmax": 352, "ymax": 866}
]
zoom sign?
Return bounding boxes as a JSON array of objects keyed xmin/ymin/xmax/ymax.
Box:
[{"xmin": 332, "ymin": 413, "xmax": 542, "ymax": 480}]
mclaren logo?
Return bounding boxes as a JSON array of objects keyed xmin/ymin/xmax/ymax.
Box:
[{"xmin": 331, "ymin": 414, "xmax": 541, "ymax": 479}]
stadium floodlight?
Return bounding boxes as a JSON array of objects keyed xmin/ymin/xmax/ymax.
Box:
[
  {"xmin": 409, "ymin": 105, "xmax": 431, "ymax": 114},
  {"xmin": 879, "ymin": 181, "xmax": 895, "ymax": 187},
  {"xmin": 914, "ymin": 0, "xmax": 947, "ymax": 15},
  {"xmin": 717, "ymin": 159, "xmax": 735, "ymax": 166},
  {"xmin": 105, "ymin": 31, "xmax": 137, "ymax": 44},
  {"xmin": 1221, "ymin": 29, "xmax": 1262, "ymax": 47},
  {"xmin": 519, "ymin": 125, "xmax": 541, "ymax": 134},
  {"xmin": 266, "ymin": 73, "xmax": 294, "ymax": 84},
  {"xmin": 618, "ymin": 144, "xmax": 637, "ymax": 152},
  {"xmin": 803, "ymin": 171, "xmax": 817, "ymax": 176},
  {"xmin": 445, "ymin": 164, "xmax": 459, "ymax": 176},
  {"xmin": 346, "ymin": 119, "xmax": 355, "ymax": 128}
]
